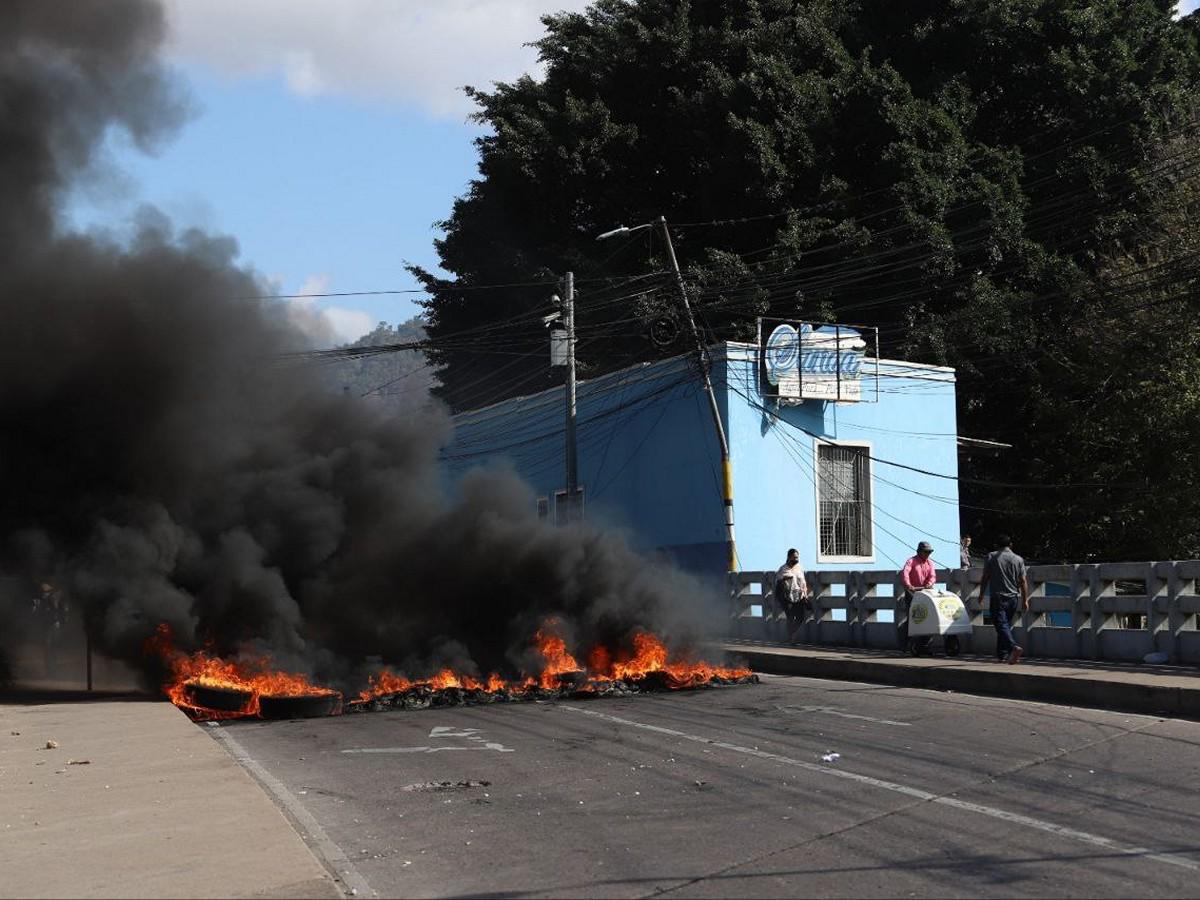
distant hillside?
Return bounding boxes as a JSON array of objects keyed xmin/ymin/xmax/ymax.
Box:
[{"xmin": 329, "ymin": 316, "xmax": 434, "ymax": 412}]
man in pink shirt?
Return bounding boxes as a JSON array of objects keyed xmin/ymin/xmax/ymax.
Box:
[{"xmin": 899, "ymin": 541, "xmax": 937, "ymax": 654}]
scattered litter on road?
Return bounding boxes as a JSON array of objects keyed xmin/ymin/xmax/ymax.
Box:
[
  {"xmin": 402, "ymin": 780, "xmax": 491, "ymax": 792},
  {"xmin": 821, "ymin": 752, "xmax": 841, "ymax": 763},
  {"xmin": 1143, "ymin": 651, "xmax": 1169, "ymax": 665},
  {"xmin": 67, "ymin": 759, "xmax": 90, "ymax": 765},
  {"xmin": 10, "ymin": 731, "xmax": 19, "ymax": 736},
  {"xmin": 45, "ymin": 740, "xmax": 58, "ymax": 750}
]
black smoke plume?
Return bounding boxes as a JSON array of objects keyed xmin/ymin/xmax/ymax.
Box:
[{"xmin": 0, "ymin": 0, "xmax": 723, "ymax": 691}]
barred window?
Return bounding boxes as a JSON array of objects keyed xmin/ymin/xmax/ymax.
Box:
[{"xmin": 817, "ymin": 444, "xmax": 872, "ymax": 558}]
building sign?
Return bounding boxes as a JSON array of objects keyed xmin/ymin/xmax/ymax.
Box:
[{"xmin": 761, "ymin": 320, "xmax": 875, "ymax": 404}]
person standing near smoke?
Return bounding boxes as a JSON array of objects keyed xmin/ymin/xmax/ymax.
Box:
[
  {"xmin": 32, "ymin": 582, "xmax": 68, "ymax": 676},
  {"xmin": 773, "ymin": 548, "xmax": 810, "ymax": 642}
]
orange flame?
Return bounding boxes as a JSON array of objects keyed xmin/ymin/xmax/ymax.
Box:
[
  {"xmin": 599, "ymin": 632, "xmax": 752, "ymax": 688},
  {"xmin": 148, "ymin": 619, "xmax": 751, "ymax": 716},
  {"xmin": 533, "ymin": 627, "xmax": 581, "ymax": 689},
  {"xmin": 144, "ymin": 624, "xmax": 335, "ymax": 718}
]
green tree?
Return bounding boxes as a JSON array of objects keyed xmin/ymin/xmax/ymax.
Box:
[{"xmin": 418, "ymin": 0, "xmax": 1200, "ymax": 560}]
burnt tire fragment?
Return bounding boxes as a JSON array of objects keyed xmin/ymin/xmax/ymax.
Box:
[{"xmin": 183, "ymin": 682, "xmax": 253, "ymax": 712}]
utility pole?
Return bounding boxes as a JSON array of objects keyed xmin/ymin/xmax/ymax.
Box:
[
  {"xmin": 655, "ymin": 217, "xmax": 737, "ymax": 572},
  {"xmin": 596, "ymin": 218, "xmax": 737, "ymax": 570},
  {"xmin": 563, "ymin": 271, "xmax": 579, "ymax": 523}
]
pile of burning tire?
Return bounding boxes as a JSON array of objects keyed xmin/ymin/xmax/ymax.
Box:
[
  {"xmin": 154, "ymin": 623, "xmax": 756, "ymax": 721},
  {"xmin": 344, "ymin": 670, "xmax": 759, "ymax": 714},
  {"xmin": 181, "ymin": 682, "xmax": 343, "ymax": 720}
]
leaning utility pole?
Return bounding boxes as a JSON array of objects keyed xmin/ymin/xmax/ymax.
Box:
[{"xmin": 656, "ymin": 217, "xmax": 737, "ymax": 571}]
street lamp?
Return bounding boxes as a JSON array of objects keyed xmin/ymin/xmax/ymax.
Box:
[
  {"xmin": 596, "ymin": 216, "xmax": 737, "ymax": 574},
  {"xmin": 594, "ymin": 223, "xmax": 653, "ymax": 241}
]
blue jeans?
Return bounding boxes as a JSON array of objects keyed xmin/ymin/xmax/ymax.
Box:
[{"xmin": 991, "ymin": 596, "xmax": 1019, "ymax": 659}]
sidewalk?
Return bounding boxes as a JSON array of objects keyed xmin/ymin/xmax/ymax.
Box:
[
  {"xmin": 721, "ymin": 641, "xmax": 1200, "ymax": 719},
  {"xmin": 0, "ymin": 691, "xmax": 341, "ymax": 899}
]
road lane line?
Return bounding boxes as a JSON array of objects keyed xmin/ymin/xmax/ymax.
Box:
[
  {"xmin": 212, "ymin": 728, "xmax": 376, "ymax": 898},
  {"xmin": 341, "ymin": 744, "xmax": 514, "ymax": 754},
  {"xmin": 778, "ymin": 704, "xmax": 912, "ymax": 726},
  {"xmin": 561, "ymin": 705, "xmax": 1199, "ymax": 872}
]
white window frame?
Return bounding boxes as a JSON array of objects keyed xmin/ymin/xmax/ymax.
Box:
[{"xmin": 814, "ymin": 439, "xmax": 875, "ymax": 564}]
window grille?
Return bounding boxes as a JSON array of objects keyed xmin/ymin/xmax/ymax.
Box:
[
  {"xmin": 818, "ymin": 445, "xmax": 871, "ymax": 557},
  {"xmin": 536, "ymin": 497, "xmax": 549, "ymax": 520}
]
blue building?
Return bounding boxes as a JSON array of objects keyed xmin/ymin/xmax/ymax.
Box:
[{"xmin": 441, "ymin": 333, "xmax": 961, "ymax": 580}]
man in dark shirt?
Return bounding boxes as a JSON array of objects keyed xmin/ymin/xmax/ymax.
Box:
[{"xmin": 977, "ymin": 535, "xmax": 1029, "ymax": 664}]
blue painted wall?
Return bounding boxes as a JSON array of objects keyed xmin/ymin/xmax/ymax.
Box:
[
  {"xmin": 721, "ymin": 343, "xmax": 960, "ymax": 575},
  {"xmin": 442, "ymin": 342, "xmax": 960, "ymax": 580}
]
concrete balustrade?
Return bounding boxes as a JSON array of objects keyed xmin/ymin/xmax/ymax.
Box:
[{"xmin": 730, "ymin": 561, "xmax": 1200, "ymax": 665}]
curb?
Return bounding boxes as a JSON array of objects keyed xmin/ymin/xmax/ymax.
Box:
[{"xmin": 721, "ymin": 644, "xmax": 1200, "ymax": 720}]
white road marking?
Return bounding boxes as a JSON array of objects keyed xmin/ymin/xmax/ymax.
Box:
[
  {"xmin": 561, "ymin": 705, "xmax": 1199, "ymax": 873},
  {"xmin": 342, "ymin": 743, "xmax": 513, "ymax": 754},
  {"xmin": 212, "ymin": 728, "xmax": 374, "ymax": 899},
  {"xmin": 429, "ymin": 726, "xmax": 480, "ymax": 738},
  {"xmin": 780, "ymin": 705, "xmax": 911, "ymax": 726},
  {"xmin": 344, "ymin": 725, "xmax": 514, "ymax": 754}
]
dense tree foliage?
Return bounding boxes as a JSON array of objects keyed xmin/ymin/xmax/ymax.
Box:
[{"xmin": 417, "ymin": 0, "xmax": 1200, "ymax": 561}]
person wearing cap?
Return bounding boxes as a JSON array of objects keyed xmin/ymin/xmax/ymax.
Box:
[{"xmin": 898, "ymin": 541, "xmax": 937, "ymax": 653}]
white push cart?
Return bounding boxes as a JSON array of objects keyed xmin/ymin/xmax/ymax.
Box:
[{"xmin": 906, "ymin": 588, "xmax": 971, "ymax": 656}]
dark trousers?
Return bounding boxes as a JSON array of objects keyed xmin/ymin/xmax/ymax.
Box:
[
  {"xmin": 782, "ymin": 600, "xmax": 808, "ymax": 640},
  {"xmin": 897, "ymin": 592, "xmax": 911, "ymax": 646},
  {"xmin": 897, "ymin": 591, "xmax": 930, "ymax": 650},
  {"xmin": 991, "ymin": 596, "xmax": 1019, "ymax": 659}
]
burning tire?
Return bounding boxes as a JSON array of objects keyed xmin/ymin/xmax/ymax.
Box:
[
  {"xmin": 258, "ymin": 692, "xmax": 343, "ymax": 719},
  {"xmin": 183, "ymin": 682, "xmax": 253, "ymax": 712}
]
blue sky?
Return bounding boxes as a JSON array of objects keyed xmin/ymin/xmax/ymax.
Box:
[
  {"xmin": 69, "ymin": 0, "xmax": 591, "ymax": 344},
  {"xmin": 68, "ymin": 0, "xmax": 1200, "ymax": 344},
  {"xmin": 75, "ymin": 66, "xmax": 482, "ymax": 339}
]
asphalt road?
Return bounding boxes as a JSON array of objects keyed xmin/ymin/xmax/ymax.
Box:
[{"xmin": 212, "ymin": 675, "xmax": 1200, "ymax": 899}]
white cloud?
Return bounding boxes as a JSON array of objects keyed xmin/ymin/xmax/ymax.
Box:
[
  {"xmin": 323, "ymin": 306, "xmax": 375, "ymax": 344},
  {"xmin": 160, "ymin": 0, "xmax": 593, "ymax": 118},
  {"xmin": 285, "ymin": 274, "xmax": 375, "ymax": 346}
]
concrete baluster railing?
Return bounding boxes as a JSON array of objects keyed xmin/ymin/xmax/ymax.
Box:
[{"xmin": 729, "ymin": 560, "xmax": 1200, "ymax": 665}]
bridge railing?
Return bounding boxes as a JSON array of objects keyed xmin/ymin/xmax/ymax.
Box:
[{"xmin": 730, "ymin": 561, "xmax": 1200, "ymax": 665}]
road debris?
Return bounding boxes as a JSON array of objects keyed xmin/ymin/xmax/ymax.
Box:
[
  {"xmin": 402, "ymin": 780, "xmax": 491, "ymax": 792},
  {"xmin": 45, "ymin": 740, "xmax": 58, "ymax": 750},
  {"xmin": 821, "ymin": 752, "xmax": 841, "ymax": 763}
]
